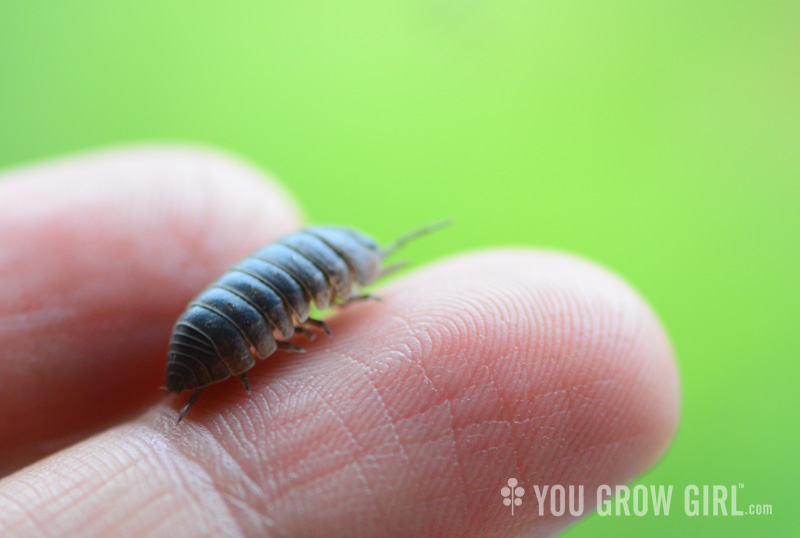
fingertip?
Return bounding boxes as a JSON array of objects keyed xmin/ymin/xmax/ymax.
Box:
[
  {"xmin": 479, "ymin": 249, "xmax": 679, "ymax": 469},
  {"xmin": 339, "ymin": 247, "xmax": 680, "ymax": 493},
  {"xmin": 397, "ymin": 248, "xmax": 681, "ymax": 464}
]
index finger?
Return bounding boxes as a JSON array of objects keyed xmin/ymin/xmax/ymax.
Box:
[{"xmin": 0, "ymin": 146, "xmax": 302, "ymax": 476}]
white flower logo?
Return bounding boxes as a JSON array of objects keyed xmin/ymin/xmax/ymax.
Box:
[{"xmin": 501, "ymin": 478, "xmax": 525, "ymax": 515}]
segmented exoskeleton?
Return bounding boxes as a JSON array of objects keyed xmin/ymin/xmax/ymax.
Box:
[{"xmin": 165, "ymin": 222, "xmax": 448, "ymax": 422}]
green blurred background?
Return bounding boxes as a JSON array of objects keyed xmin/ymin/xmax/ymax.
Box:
[{"xmin": 1, "ymin": 1, "xmax": 796, "ymax": 535}]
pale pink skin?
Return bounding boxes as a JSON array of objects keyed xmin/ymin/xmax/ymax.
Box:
[{"xmin": 0, "ymin": 147, "xmax": 679, "ymax": 538}]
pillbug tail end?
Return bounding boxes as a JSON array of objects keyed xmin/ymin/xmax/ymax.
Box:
[{"xmin": 165, "ymin": 372, "xmax": 185, "ymax": 394}]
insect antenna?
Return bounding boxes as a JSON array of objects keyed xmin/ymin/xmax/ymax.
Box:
[
  {"xmin": 381, "ymin": 218, "xmax": 454, "ymax": 257},
  {"xmin": 378, "ymin": 260, "xmax": 408, "ymax": 278}
]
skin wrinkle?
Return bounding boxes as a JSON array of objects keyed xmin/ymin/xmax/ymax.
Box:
[
  {"xmin": 62, "ymin": 428, "xmax": 183, "ymax": 532},
  {"xmin": 219, "ymin": 413, "xmax": 265, "ymax": 492},
  {"xmin": 565, "ymin": 282, "xmax": 659, "ymax": 465},
  {"xmin": 547, "ymin": 281, "xmax": 581, "ymax": 377},
  {"xmin": 449, "ymin": 424, "xmax": 516, "ymax": 531},
  {"xmin": 552, "ymin": 411, "xmax": 612, "ymax": 481},
  {"xmin": 252, "ymin": 404, "xmax": 331, "ymax": 487},
  {"xmin": 397, "ymin": 401, "xmax": 477, "ymax": 457},
  {"xmin": 242, "ymin": 370, "xmax": 385, "ymax": 511},
  {"xmin": 213, "ymin": 435, "xmax": 285, "ymax": 532},
  {"xmin": 87, "ymin": 447, "xmax": 171, "ymax": 534},
  {"xmin": 480, "ymin": 363, "xmax": 524, "ymax": 481},
  {"xmin": 551, "ymin": 434, "xmax": 645, "ymax": 476},
  {"xmin": 299, "ymin": 382, "xmax": 389, "ymax": 535},
  {"xmin": 245, "ymin": 386, "xmax": 302, "ymax": 466},
  {"xmin": 373, "ymin": 313, "xmax": 453, "ymax": 413},
  {"xmin": 340, "ymin": 344, "xmax": 490, "ymax": 528},
  {"xmin": 556, "ymin": 437, "xmax": 645, "ymax": 503},
  {"xmin": 591, "ymin": 309, "xmax": 661, "ymax": 465},
  {"xmin": 108, "ymin": 488, "xmax": 174, "ymax": 538},
  {"xmin": 516, "ymin": 280, "xmax": 563, "ymax": 386},
  {"xmin": 390, "ymin": 276, "xmax": 584, "ymax": 524},
  {"xmin": 398, "ymin": 329, "xmax": 471, "ymax": 536},
  {"xmin": 544, "ymin": 375, "xmax": 642, "ymax": 480},
  {"xmin": 269, "ymin": 442, "xmax": 359, "ymax": 506},
  {"xmin": 37, "ymin": 447, "xmax": 128, "ymax": 528},
  {"xmin": 205, "ymin": 418, "xmax": 262, "ymax": 497},
  {"xmin": 128, "ymin": 497, "xmax": 193, "ymax": 538},
  {"xmin": 360, "ymin": 309, "xmax": 468, "ymax": 420},
  {"xmin": 0, "ymin": 493, "xmax": 48, "ymax": 537},
  {"xmin": 452, "ymin": 410, "xmax": 519, "ymax": 488},
  {"xmin": 43, "ymin": 463, "xmax": 131, "ymax": 534},
  {"xmin": 527, "ymin": 285, "xmax": 636, "ymax": 465},
  {"xmin": 330, "ymin": 349, "xmax": 426, "ymax": 515},
  {"xmin": 138, "ymin": 423, "xmax": 251, "ymax": 537},
  {"xmin": 544, "ymin": 387, "xmax": 612, "ymax": 479}
]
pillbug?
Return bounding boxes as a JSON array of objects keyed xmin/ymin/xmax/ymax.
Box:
[{"xmin": 166, "ymin": 221, "xmax": 450, "ymax": 422}]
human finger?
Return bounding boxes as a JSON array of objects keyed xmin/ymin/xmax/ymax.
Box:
[
  {"xmin": 0, "ymin": 146, "xmax": 302, "ymax": 475},
  {"xmin": 0, "ymin": 250, "xmax": 679, "ymax": 537}
]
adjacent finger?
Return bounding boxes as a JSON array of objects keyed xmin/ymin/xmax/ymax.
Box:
[
  {"xmin": 0, "ymin": 146, "xmax": 302, "ymax": 475},
  {"xmin": 0, "ymin": 250, "xmax": 679, "ymax": 537}
]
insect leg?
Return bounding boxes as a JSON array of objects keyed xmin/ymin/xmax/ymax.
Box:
[
  {"xmin": 339, "ymin": 293, "xmax": 383, "ymax": 306},
  {"xmin": 293, "ymin": 325, "xmax": 317, "ymax": 341},
  {"xmin": 239, "ymin": 373, "xmax": 251, "ymax": 393},
  {"xmin": 304, "ymin": 318, "xmax": 332, "ymax": 337},
  {"xmin": 177, "ymin": 388, "xmax": 206, "ymax": 424},
  {"xmin": 277, "ymin": 341, "xmax": 307, "ymax": 353}
]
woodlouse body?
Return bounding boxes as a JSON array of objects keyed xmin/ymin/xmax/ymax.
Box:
[{"xmin": 166, "ymin": 223, "xmax": 446, "ymax": 422}]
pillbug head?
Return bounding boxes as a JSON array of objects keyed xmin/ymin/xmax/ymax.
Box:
[
  {"xmin": 305, "ymin": 226, "xmax": 384, "ymax": 285},
  {"xmin": 344, "ymin": 228, "xmax": 380, "ymax": 250}
]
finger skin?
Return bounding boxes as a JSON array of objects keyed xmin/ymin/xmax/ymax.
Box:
[
  {"xmin": 0, "ymin": 146, "xmax": 302, "ymax": 475},
  {"xmin": 0, "ymin": 250, "xmax": 680, "ymax": 538}
]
